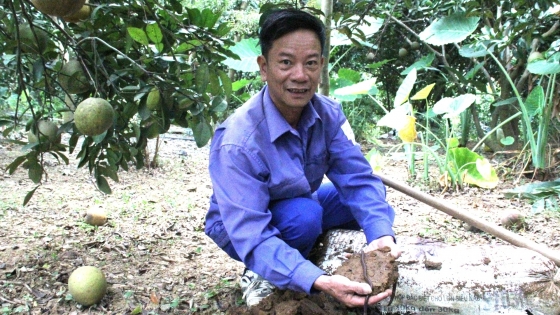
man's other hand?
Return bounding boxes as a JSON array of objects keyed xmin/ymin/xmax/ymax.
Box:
[
  {"xmin": 364, "ymin": 235, "xmax": 401, "ymax": 258},
  {"xmin": 312, "ymin": 274, "xmax": 392, "ymax": 308}
]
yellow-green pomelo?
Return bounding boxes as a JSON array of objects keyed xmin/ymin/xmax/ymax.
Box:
[
  {"xmin": 31, "ymin": 0, "xmax": 85, "ymax": 17},
  {"xmin": 68, "ymin": 266, "xmax": 107, "ymax": 306},
  {"xmin": 74, "ymin": 98, "xmax": 114, "ymax": 136},
  {"xmin": 28, "ymin": 120, "xmax": 61, "ymax": 144},
  {"xmin": 59, "ymin": 60, "xmax": 90, "ymax": 94},
  {"xmin": 18, "ymin": 25, "xmax": 48, "ymax": 54},
  {"xmin": 146, "ymin": 88, "xmax": 161, "ymax": 111},
  {"xmin": 63, "ymin": 1, "xmax": 91, "ymax": 23}
]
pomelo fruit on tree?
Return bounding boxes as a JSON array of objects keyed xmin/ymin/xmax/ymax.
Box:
[
  {"xmin": 18, "ymin": 25, "xmax": 48, "ymax": 54},
  {"xmin": 146, "ymin": 87, "xmax": 161, "ymax": 111},
  {"xmin": 528, "ymin": 51, "xmax": 544, "ymax": 63},
  {"xmin": 31, "ymin": 0, "xmax": 85, "ymax": 17},
  {"xmin": 28, "ymin": 120, "xmax": 61, "ymax": 144},
  {"xmin": 63, "ymin": 1, "xmax": 91, "ymax": 23},
  {"xmin": 68, "ymin": 266, "xmax": 107, "ymax": 306},
  {"xmin": 74, "ymin": 98, "xmax": 115, "ymax": 136},
  {"xmin": 59, "ymin": 59, "xmax": 90, "ymax": 94}
]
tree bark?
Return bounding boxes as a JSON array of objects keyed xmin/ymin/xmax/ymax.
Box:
[{"xmin": 318, "ymin": 0, "xmax": 332, "ymax": 96}]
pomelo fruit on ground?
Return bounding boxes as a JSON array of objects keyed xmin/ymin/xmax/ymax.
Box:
[
  {"xmin": 28, "ymin": 120, "xmax": 61, "ymax": 144},
  {"xmin": 68, "ymin": 266, "xmax": 107, "ymax": 306},
  {"xmin": 63, "ymin": 1, "xmax": 91, "ymax": 23},
  {"xmin": 146, "ymin": 88, "xmax": 161, "ymax": 111},
  {"xmin": 31, "ymin": 0, "xmax": 85, "ymax": 17},
  {"xmin": 59, "ymin": 59, "xmax": 90, "ymax": 94},
  {"xmin": 74, "ymin": 98, "xmax": 114, "ymax": 136},
  {"xmin": 18, "ymin": 25, "xmax": 49, "ymax": 54}
]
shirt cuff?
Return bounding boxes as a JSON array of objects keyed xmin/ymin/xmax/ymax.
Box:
[
  {"xmin": 363, "ymin": 220, "xmax": 395, "ymax": 244},
  {"xmin": 290, "ymin": 261, "xmax": 326, "ymax": 294}
]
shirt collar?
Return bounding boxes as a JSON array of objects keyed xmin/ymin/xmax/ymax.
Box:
[{"xmin": 263, "ymin": 86, "xmax": 321, "ymax": 143}]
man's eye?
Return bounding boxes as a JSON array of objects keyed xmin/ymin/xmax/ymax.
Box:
[
  {"xmin": 281, "ymin": 60, "xmax": 291, "ymax": 65},
  {"xmin": 307, "ymin": 60, "xmax": 318, "ymax": 66}
]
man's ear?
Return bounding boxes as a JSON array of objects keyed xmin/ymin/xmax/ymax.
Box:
[{"xmin": 257, "ymin": 55, "xmax": 267, "ymax": 82}]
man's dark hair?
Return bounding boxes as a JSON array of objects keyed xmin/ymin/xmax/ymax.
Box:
[{"xmin": 259, "ymin": 8, "xmax": 326, "ymax": 58}]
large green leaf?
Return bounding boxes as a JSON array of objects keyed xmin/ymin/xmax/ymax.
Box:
[
  {"xmin": 222, "ymin": 38, "xmax": 260, "ymax": 72},
  {"xmin": 525, "ymin": 85, "xmax": 544, "ymax": 117},
  {"xmin": 527, "ymin": 58, "xmax": 560, "ymax": 75},
  {"xmin": 419, "ymin": 13, "xmax": 479, "ymax": 46},
  {"xmin": 432, "ymin": 94, "xmax": 476, "ymax": 118},
  {"xmin": 333, "ymin": 78, "xmax": 378, "ymax": 98},
  {"xmin": 194, "ymin": 119, "xmax": 213, "ymax": 148},
  {"xmin": 394, "ymin": 68, "xmax": 417, "ymax": 107},
  {"xmin": 448, "ymin": 148, "xmax": 498, "ymax": 189},
  {"xmin": 401, "ymin": 53, "xmax": 436, "ymax": 75}
]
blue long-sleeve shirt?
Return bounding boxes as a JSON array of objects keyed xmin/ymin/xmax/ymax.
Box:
[{"xmin": 205, "ymin": 86, "xmax": 395, "ymax": 294}]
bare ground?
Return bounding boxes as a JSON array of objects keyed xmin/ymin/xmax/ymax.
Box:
[{"xmin": 1, "ymin": 128, "xmax": 559, "ymax": 314}]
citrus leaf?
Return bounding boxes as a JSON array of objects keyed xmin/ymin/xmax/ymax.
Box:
[
  {"xmin": 28, "ymin": 162, "xmax": 43, "ymax": 184},
  {"xmin": 146, "ymin": 23, "xmax": 163, "ymax": 44},
  {"xmin": 195, "ymin": 64, "xmax": 210, "ymax": 94},
  {"xmin": 193, "ymin": 118, "xmax": 212, "ymax": 148},
  {"xmin": 96, "ymin": 174, "xmax": 112, "ymax": 194},
  {"xmin": 6, "ymin": 155, "xmax": 26, "ymax": 175},
  {"xmin": 23, "ymin": 185, "xmax": 40, "ymax": 206},
  {"xmin": 127, "ymin": 27, "xmax": 149, "ymax": 46}
]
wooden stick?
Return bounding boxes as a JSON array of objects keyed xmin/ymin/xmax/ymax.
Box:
[{"xmin": 376, "ymin": 172, "xmax": 560, "ymax": 266}]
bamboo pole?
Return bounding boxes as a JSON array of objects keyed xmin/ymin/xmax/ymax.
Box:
[{"xmin": 375, "ymin": 172, "xmax": 560, "ymax": 266}]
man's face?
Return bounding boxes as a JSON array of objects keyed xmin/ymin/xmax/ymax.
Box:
[{"xmin": 257, "ymin": 29, "xmax": 324, "ymax": 117}]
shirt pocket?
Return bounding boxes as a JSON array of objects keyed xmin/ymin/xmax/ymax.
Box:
[{"xmin": 305, "ymin": 151, "xmax": 329, "ymax": 185}]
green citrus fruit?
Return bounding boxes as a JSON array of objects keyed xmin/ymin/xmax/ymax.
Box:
[
  {"xmin": 18, "ymin": 25, "xmax": 49, "ymax": 54},
  {"xmin": 31, "ymin": 0, "xmax": 85, "ymax": 17},
  {"xmin": 398, "ymin": 48, "xmax": 408, "ymax": 57},
  {"xmin": 410, "ymin": 41, "xmax": 420, "ymax": 50},
  {"xmin": 59, "ymin": 59, "xmax": 90, "ymax": 94},
  {"xmin": 68, "ymin": 266, "xmax": 107, "ymax": 306},
  {"xmin": 28, "ymin": 120, "xmax": 61, "ymax": 144},
  {"xmin": 146, "ymin": 88, "xmax": 161, "ymax": 111},
  {"xmin": 74, "ymin": 98, "xmax": 114, "ymax": 136}
]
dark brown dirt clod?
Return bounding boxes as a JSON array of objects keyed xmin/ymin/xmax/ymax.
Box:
[{"xmin": 333, "ymin": 246, "xmax": 399, "ymax": 295}]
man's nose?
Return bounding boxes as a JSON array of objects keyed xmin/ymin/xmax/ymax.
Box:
[{"xmin": 291, "ymin": 64, "xmax": 307, "ymax": 81}]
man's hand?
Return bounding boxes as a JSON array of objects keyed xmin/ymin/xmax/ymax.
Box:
[
  {"xmin": 363, "ymin": 235, "xmax": 401, "ymax": 258},
  {"xmin": 312, "ymin": 274, "xmax": 392, "ymax": 308}
]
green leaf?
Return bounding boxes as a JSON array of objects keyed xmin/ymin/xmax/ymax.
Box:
[
  {"xmin": 501, "ymin": 136, "xmax": 514, "ymax": 146},
  {"xmin": 419, "ymin": 13, "xmax": 479, "ymax": 46},
  {"xmin": 222, "ymin": 38, "xmax": 260, "ymax": 72},
  {"xmin": 218, "ymin": 70, "xmax": 232, "ymax": 99},
  {"xmin": 6, "ymin": 155, "xmax": 27, "ymax": 175},
  {"xmin": 433, "ymin": 94, "xmax": 476, "ymax": 118},
  {"xmin": 448, "ymin": 148, "xmax": 498, "ymax": 188},
  {"xmin": 337, "ymin": 68, "xmax": 361, "ymax": 83},
  {"xmin": 23, "ymin": 185, "xmax": 40, "ymax": 206},
  {"xmin": 527, "ymin": 59, "xmax": 560, "ymax": 75},
  {"xmin": 193, "ymin": 118, "xmax": 213, "ymax": 148},
  {"xmin": 146, "ymin": 23, "xmax": 163, "ymax": 44},
  {"xmin": 232, "ymin": 79, "xmax": 251, "ymax": 92},
  {"xmin": 96, "ymin": 174, "xmax": 112, "ymax": 194},
  {"xmin": 394, "ymin": 68, "xmax": 417, "ymax": 107},
  {"xmin": 195, "ymin": 64, "xmax": 210, "ymax": 94},
  {"xmin": 401, "ymin": 53, "xmax": 436, "ymax": 75},
  {"xmin": 525, "ymin": 85, "xmax": 544, "ymax": 117},
  {"xmin": 28, "ymin": 162, "xmax": 43, "ymax": 184},
  {"xmin": 459, "ymin": 42, "xmax": 495, "ymax": 58},
  {"xmin": 333, "ymin": 78, "xmax": 377, "ymax": 97},
  {"xmin": 127, "ymin": 27, "xmax": 149, "ymax": 46},
  {"xmin": 210, "ymin": 96, "xmax": 227, "ymax": 112}
]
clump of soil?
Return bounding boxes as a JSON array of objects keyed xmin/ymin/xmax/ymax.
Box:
[{"xmin": 334, "ymin": 247, "xmax": 399, "ymax": 296}]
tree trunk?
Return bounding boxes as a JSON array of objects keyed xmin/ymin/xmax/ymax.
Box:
[
  {"xmin": 313, "ymin": 229, "xmax": 560, "ymax": 315},
  {"xmin": 319, "ymin": 0, "xmax": 332, "ymax": 96}
]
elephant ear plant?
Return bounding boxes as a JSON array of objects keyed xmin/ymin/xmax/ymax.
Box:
[{"xmin": 373, "ymin": 68, "xmax": 498, "ymax": 191}]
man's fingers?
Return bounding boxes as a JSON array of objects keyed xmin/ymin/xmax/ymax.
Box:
[{"xmin": 366, "ymin": 289, "xmax": 392, "ymax": 305}]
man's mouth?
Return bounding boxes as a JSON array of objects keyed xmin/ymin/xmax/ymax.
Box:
[{"xmin": 287, "ymin": 88, "xmax": 309, "ymax": 93}]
